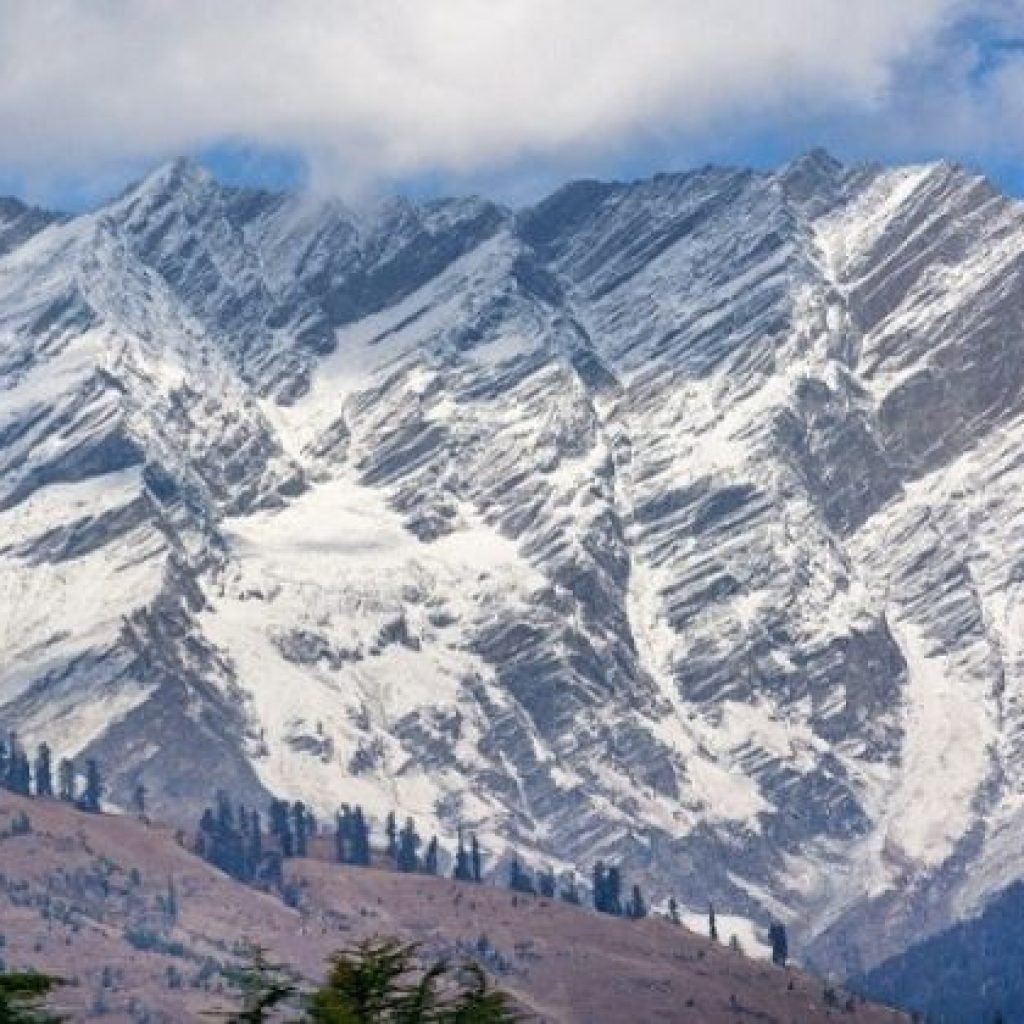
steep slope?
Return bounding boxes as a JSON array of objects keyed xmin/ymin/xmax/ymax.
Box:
[
  {"xmin": 3, "ymin": 153, "xmax": 1024, "ymax": 980},
  {"xmin": 0, "ymin": 791, "xmax": 908, "ymax": 1023},
  {"xmin": 853, "ymin": 880, "xmax": 1024, "ymax": 1022}
]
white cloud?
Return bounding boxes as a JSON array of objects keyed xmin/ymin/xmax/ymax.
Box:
[{"xmin": 0, "ymin": 0, "xmax": 1018, "ymax": 193}]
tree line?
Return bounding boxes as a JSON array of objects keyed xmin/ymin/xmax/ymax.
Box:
[
  {"xmin": 0, "ymin": 742, "xmax": 791, "ymax": 967},
  {"xmin": 0, "ymin": 732, "xmax": 103, "ymax": 813},
  {"xmin": 192, "ymin": 788, "xmax": 665, "ymax": 927}
]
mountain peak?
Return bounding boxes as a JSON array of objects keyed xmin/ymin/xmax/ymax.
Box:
[{"xmin": 122, "ymin": 156, "xmax": 217, "ymax": 206}]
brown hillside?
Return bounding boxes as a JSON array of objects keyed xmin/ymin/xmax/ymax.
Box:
[{"xmin": 0, "ymin": 793, "xmax": 908, "ymax": 1022}]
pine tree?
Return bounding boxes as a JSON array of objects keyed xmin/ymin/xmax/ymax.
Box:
[
  {"xmin": 3, "ymin": 731, "xmax": 16, "ymax": 790},
  {"xmin": 337, "ymin": 806, "xmax": 354, "ymax": 864},
  {"xmin": 423, "ymin": 836, "xmax": 439, "ymax": 875},
  {"xmin": 214, "ymin": 943, "xmax": 301, "ymax": 1023},
  {"xmin": 385, "ymin": 811, "xmax": 398, "ymax": 863},
  {"xmin": 33, "ymin": 744, "xmax": 53, "ymax": 798},
  {"xmin": 592, "ymin": 862, "xmax": 608, "ymax": 913},
  {"xmin": 453, "ymin": 828, "xmax": 473, "ymax": 881},
  {"xmin": 10, "ymin": 749, "xmax": 31, "ymax": 796},
  {"xmin": 306, "ymin": 938, "xmax": 520, "ymax": 1023},
  {"xmin": 5, "ymin": 734, "xmax": 31, "ymax": 796},
  {"xmin": 164, "ymin": 876, "xmax": 178, "ymax": 924},
  {"xmin": 247, "ymin": 810, "xmax": 263, "ymax": 878},
  {"xmin": 269, "ymin": 799, "xmax": 293, "ymax": 858},
  {"xmin": 0, "ymin": 968, "xmax": 66, "ymax": 1023},
  {"xmin": 216, "ymin": 790, "xmax": 235, "ymax": 833},
  {"xmin": 769, "ymin": 922, "xmax": 788, "ymax": 967},
  {"xmin": 507, "ymin": 855, "xmax": 535, "ymax": 895},
  {"xmin": 57, "ymin": 759, "xmax": 75, "ymax": 803},
  {"xmin": 78, "ymin": 759, "xmax": 102, "ymax": 813},
  {"xmin": 292, "ymin": 801, "xmax": 308, "ymax": 858},
  {"xmin": 537, "ymin": 867, "xmax": 556, "ymax": 898},
  {"xmin": 709, "ymin": 902, "xmax": 719, "ymax": 942},
  {"xmin": 605, "ymin": 866, "xmax": 623, "ymax": 916},
  {"xmin": 668, "ymin": 896, "xmax": 680, "ymax": 925},
  {"xmin": 352, "ymin": 807, "xmax": 370, "ymax": 866},
  {"xmin": 626, "ymin": 884, "xmax": 647, "ymax": 919},
  {"xmin": 560, "ymin": 872, "xmax": 581, "ymax": 905},
  {"xmin": 132, "ymin": 783, "xmax": 147, "ymax": 817},
  {"xmin": 471, "ymin": 833, "xmax": 483, "ymax": 883},
  {"xmin": 396, "ymin": 817, "xmax": 421, "ymax": 873}
]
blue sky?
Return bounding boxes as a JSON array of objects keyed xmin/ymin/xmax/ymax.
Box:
[{"xmin": 1, "ymin": 1, "xmax": 1023, "ymax": 211}]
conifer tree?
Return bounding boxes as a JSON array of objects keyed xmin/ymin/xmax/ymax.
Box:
[
  {"xmin": 292, "ymin": 801, "xmax": 308, "ymax": 858},
  {"xmin": 769, "ymin": 922, "xmax": 788, "ymax": 967},
  {"xmin": 78, "ymin": 758, "xmax": 102, "ymax": 813},
  {"xmin": 668, "ymin": 896, "xmax": 680, "ymax": 925},
  {"xmin": 385, "ymin": 811, "xmax": 398, "ymax": 863},
  {"xmin": 537, "ymin": 867, "xmax": 556, "ymax": 898},
  {"xmin": 397, "ymin": 817, "xmax": 421, "ymax": 873},
  {"xmin": 217, "ymin": 790, "xmax": 235, "ymax": 832},
  {"xmin": 626, "ymin": 884, "xmax": 647, "ymax": 919},
  {"xmin": 592, "ymin": 862, "xmax": 608, "ymax": 913},
  {"xmin": 215, "ymin": 943, "xmax": 301, "ymax": 1023},
  {"xmin": 423, "ymin": 835, "xmax": 439, "ymax": 875},
  {"xmin": 57, "ymin": 758, "xmax": 75, "ymax": 803},
  {"xmin": 507, "ymin": 854, "xmax": 535, "ymax": 895},
  {"xmin": 4, "ymin": 731, "xmax": 16, "ymax": 790},
  {"xmin": 269, "ymin": 799, "xmax": 293, "ymax": 858},
  {"xmin": 605, "ymin": 866, "xmax": 623, "ymax": 916},
  {"xmin": 5, "ymin": 734, "xmax": 31, "ymax": 796},
  {"xmin": 336, "ymin": 805, "xmax": 372, "ymax": 867},
  {"xmin": 33, "ymin": 744, "xmax": 53, "ymax": 798},
  {"xmin": 247, "ymin": 810, "xmax": 263, "ymax": 877},
  {"xmin": 306, "ymin": 938, "xmax": 520, "ymax": 1023},
  {"xmin": 709, "ymin": 902, "xmax": 719, "ymax": 942},
  {"xmin": 453, "ymin": 828, "xmax": 473, "ymax": 881},
  {"xmin": 164, "ymin": 876, "xmax": 178, "ymax": 925},
  {"xmin": 352, "ymin": 807, "xmax": 371, "ymax": 866},
  {"xmin": 339, "ymin": 806, "xmax": 352, "ymax": 864},
  {"xmin": 560, "ymin": 872, "xmax": 582, "ymax": 905},
  {"xmin": 471, "ymin": 833, "xmax": 483, "ymax": 883},
  {"xmin": 0, "ymin": 968, "xmax": 66, "ymax": 1023},
  {"xmin": 132, "ymin": 782, "xmax": 146, "ymax": 817}
]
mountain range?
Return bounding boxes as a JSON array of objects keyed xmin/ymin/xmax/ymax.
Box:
[{"xmin": 2, "ymin": 149, "xmax": 1023, "ymax": 982}]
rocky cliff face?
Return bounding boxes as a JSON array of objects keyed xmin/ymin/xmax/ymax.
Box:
[{"xmin": 2, "ymin": 150, "xmax": 1023, "ymax": 974}]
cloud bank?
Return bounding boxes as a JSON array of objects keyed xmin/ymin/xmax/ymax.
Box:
[{"xmin": 0, "ymin": 0, "xmax": 1021, "ymax": 194}]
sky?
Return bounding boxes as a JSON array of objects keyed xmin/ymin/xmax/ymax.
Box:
[{"xmin": 2, "ymin": 0, "xmax": 1024, "ymax": 210}]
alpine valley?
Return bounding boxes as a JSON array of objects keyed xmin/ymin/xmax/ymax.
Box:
[{"xmin": 2, "ymin": 150, "xmax": 1022, "ymax": 982}]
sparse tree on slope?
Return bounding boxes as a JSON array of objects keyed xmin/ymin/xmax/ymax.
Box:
[
  {"xmin": 769, "ymin": 922, "xmax": 788, "ymax": 967},
  {"xmin": 424, "ymin": 835, "xmax": 440, "ymax": 876},
  {"xmin": 57, "ymin": 759, "xmax": 75, "ymax": 803},
  {"xmin": 397, "ymin": 817, "xmax": 421, "ymax": 873},
  {"xmin": 454, "ymin": 828, "xmax": 473, "ymax": 882},
  {"xmin": 77, "ymin": 758, "xmax": 102, "ymax": 813},
  {"xmin": 385, "ymin": 811, "xmax": 398, "ymax": 863},
  {"xmin": 33, "ymin": 744, "xmax": 53, "ymax": 798},
  {"xmin": 625, "ymin": 884, "xmax": 647, "ymax": 920},
  {"xmin": 470, "ymin": 834, "xmax": 483, "ymax": 883}
]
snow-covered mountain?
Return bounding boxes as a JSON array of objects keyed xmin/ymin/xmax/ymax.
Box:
[{"xmin": 3, "ymin": 149, "xmax": 1024, "ymax": 974}]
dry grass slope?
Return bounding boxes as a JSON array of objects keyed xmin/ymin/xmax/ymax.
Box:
[{"xmin": 0, "ymin": 793, "xmax": 909, "ymax": 1022}]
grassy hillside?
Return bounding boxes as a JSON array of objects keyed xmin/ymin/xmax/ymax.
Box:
[{"xmin": 0, "ymin": 792, "xmax": 908, "ymax": 1022}]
